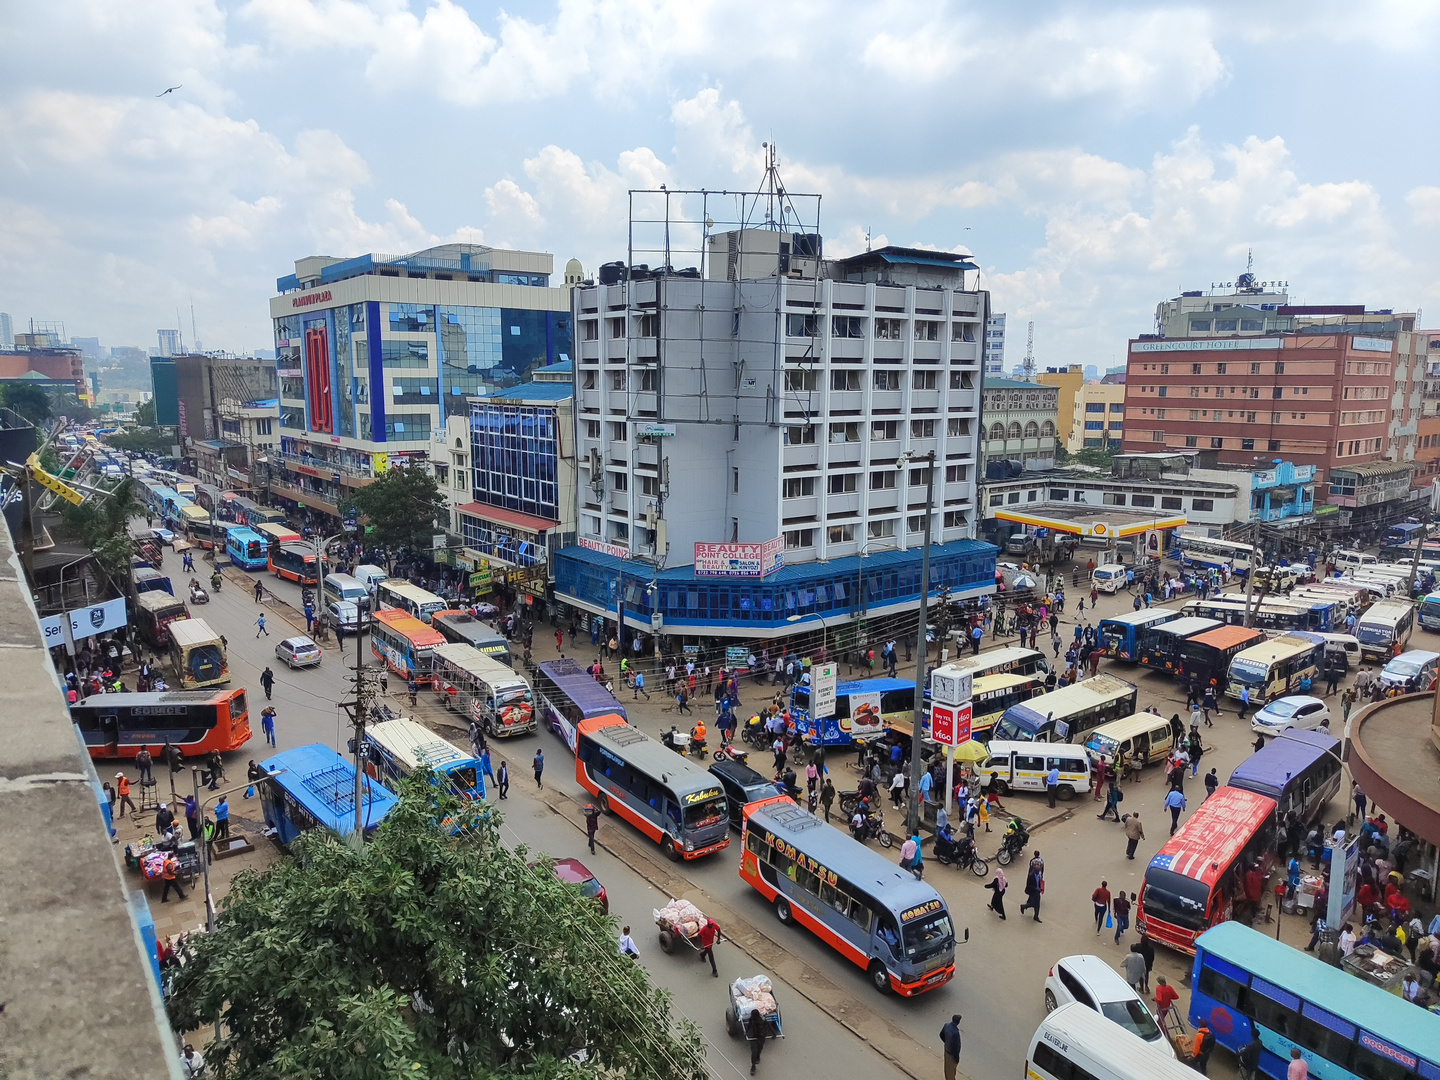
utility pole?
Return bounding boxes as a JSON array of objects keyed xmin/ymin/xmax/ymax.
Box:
[
  {"xmin": 345, "ymin": 608, "xmax": 371, "ymax": 851},
  {"xmin": 1406, "ymin": 514, "xmax": 1430, "ymax": 598},
  {"xmin": 1242, "ymin": 541, "xmax": 1260, "ymax": 629},
  {"xmin": 908, "ymin": 449, "xmax": 936, "ymax": 838}
]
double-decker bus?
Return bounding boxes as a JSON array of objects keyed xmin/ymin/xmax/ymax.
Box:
[
  {"xmin": 135, "ymin": 590, "xmax": 189, "ymax": 650},
  {"xmin": 1135, "ymin": 785, "xmax": 1277, "ymax": 954},
  {"xmin": 432, "ymin": 609, "xmax": 510, "ymax": 665},
  {"xmin": 375, "ymin": 580, "xmax": 448, "ymax": 624},
  {"xmin": 429, "ymin": 641, "xmax": 535, "ymax": 737},
  {"xmin": 1227, "ymin": 729, "xmax": 1341, "ymax": 826},
  {"xmin": 370, "ymin": 608, "xmax": 446, "ymax": 683},
  {"xmin": 991, "ymin": 674, "xmax": 1139, "ymax": 744},
  {"xmin": 790, "ymin": 677, "xmax": 915, "ymax": 750},
  {"xmin": 1136, "ymin": 616, "xmax": 1222, "ymax": 674},
  {"xmin": 1175, "ymin": 534, "xmax": 1256, "ymax": 572},
  {"xmin": 1189, "ymin": 922, "xmax": 1440, "ymax": 1080},
  {"xmin": 70, "ymin": 687, "xmax": 251, "ymax": 760},
  {"xmin": 535, "ymin": 658, "xmax": 626, "ymax": 752},
  {"xmin": 575, "ymin": 714, "xmax": 729, "ymax": 861},
  {"xmin": 739, "ymin": 795, "xmax": 957, "ymax": 997},
  {"xmin": 258, "ymin": 743, "xmax": 399, "ymax": 847},
  {"xmin": 224, "ymin": 526, "xmax": 269, "ymax": 571},
  {"xmin": 362, "ymin": 714, "xmax": 484, "ymax": 800},
  {"xmin": 269, "ymin": 542, "xmax": 320, "ymax": 585},
  {"xmin": 1098, "ymin": 609, "xmax": 1180, "ymax": 661},
  {"xmin": 167, "ymin": 617, "xmax": 230, "ymax": 688},
  {"xmin": 1176, "ymin": 624, "xmax": 1265, "ymax": 689}
]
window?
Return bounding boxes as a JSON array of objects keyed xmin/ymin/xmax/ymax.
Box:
[
  {"xmin": 611, "ymin": 371, "xmax": 626, "ymax": 391},
  {"xmin": 581, "ymin": 371, "xmax": 597, "ymax": 390},
  {"xmin": 1109, "ymin": 403, "xmax": 1124, "ymax": 413},
  {"xmin": 732, "ymin": 467, "xmax": 739, "ymax": 494},
  {"xmin": 1268, "ymin": 440, "xmax": 1281, "ymax": 452},
  {"xmin": 786, "ymin": 313, "xmax": 818, "ymax": 337},
  {"xmin": 1041, "ymin": 421, "xmax": 1054, "ymax": 437},
  {"xmin": 1160, "ymin": 363, "xmax": 1170, "ymax": 374},
  {"xmin": 785, "ymin": 369, "xmax": 818, "ymax": 392},
  {"xmin": 1211, "ymin": 437, "xmax": 1223, "ymax": 449},
  {"xmin": 832, "ymin": 315, "xmax": 864, "ymax": 338},
  {"xmin": 827, "ymin": 524, "xmax": 855, "ymax": 543},
  {"xmin": 635, "ymin": 313, "xmax": 657, "ymax": 337},
  {"xmin": 830, "ymin": 370, "xmax": 861, "ymax": 391},
  {"xmin": 608, "ymin": 422, "xmax": 627, "ymax": 441},
  {"xmin": 873, "ymin": 370, "xmax": 900, "ymax": 391},
  {"xmin": 914, "ymin": 320, "xmax": 940, "ymax": 341},
  {"xmin": 1184, "ymin": 435, "xmax": 1198, "ymax": 447},
  {"xmin": 1193, "ymin": 499, "xmax": 1214, "ymax": 511},
  {"xmin": 946, "ymin": 418, "xmax": 969, "ymax": 437},
  {"xmin": 783, "ymin": 476, "xmax": 815, "ymax": 498},
  {"xmin": 908, "ymin": 466, "xmax": 932, "ymax": 487},
  {"xmin": 1158, "ymin": 386, "xmax": 1167, "ymax": 397},
  {"xmin": 1152, "ymin": 431, "xmax": 1164, "ymax": 442},
  {"xmin": 1131, "ymin": 494, "xmax": 1155, "ymax": 507},
  {"xmin": 1274, "ymin": 361, "xmax": 1285, "ymax": 374},
  {"xmin": 911, "ymin": 419, "xmax": 936, "ymax": 438},
  {"xmin": 874, "ymin": 318, "xmax": 903, "ymax": 340},
  {"xmin": 1085, "ymin": 403, "xmax": 1105, "ymax": 413},
  {"xmin": 952, "ymin": 322, "xmax": 976, "ymax": 342},
  {"xmin": 1214, "ymin": 319, "xmax": 1237, "ymax": 332},
  {"xmin": 608, "ymin": 318, "xmax": 625, "ymax": 338},
  {"xmin": 1295, "ymin": 1003, "xmax": 1356, "ymax": 1065},
  {"xmin": 1084, "ymin": 420, "xmax": 1105, "ymax": 430},
  {"xmin": 784, "ymin": 528, "xmax": 814, "ymax": 549},
  {"xmin": 1217, "ymin": 362, "xmax": 1227, "ymax": 374},
  {"xmin": 611, "ymin": 471, "xmax": 628, "ymax": 491},
  {"xmin": 581, "ymin": 320, "xmax": 599, "ymax": 341},
  {"xmin": 639, "ymin": 474, "xmax": 658, "ymax": 496},
  {"xmin": 637, "ymin": 368, "xmax": 656, "ymax": 391},
  {"xmin": 949, "ymin": 371, "xmax": 972, "ymax": 389},
  {"xmin": 1007, "ymin": 422, "xmax": 1022, "ymax": 439},
  {"xmin": 912, "ymin": 371, "xmax": 938, "ymax": 390},
  {"xmin": 785, "ymin": 425, "xmax": 815, "ymax": 445},
  {"xmin": 1197, "ymin": 964, "xmax": 1246, "ymax": 1009},
  {"xmin": 829, "ymin": 423, "xmax": 861, "ymax": 443},
  {"xmin": 828, "ymin": 473, "xmax": 858, "ymax": 494},
  {"xmin": 1162, "ymin": 496, "xmax": 1182, "ymax": 510},
  {"xmin": 943, "ymin": 510, "xmax": 966, "ymax": 528},
  {"xmin": 945, "ymin": 465, "xmax": 966, "ymax": 483},
  {"xmin": 1024, "ymin": 421, "xmax": 1039, "ymax": 438},
  {"xmin": 988, "ymin": 422, "xmax": 1004, "ymax": 440},
  {"xmin": 1242, "ymin": 319, "xmax": 1264, "ymax": 331},
  {"xmin": 870, "ymin": 470, "xmax": 896, "ymax": 490},
  {"xmin": 1241, "ymin": 438, "xmax": 1255, "ymax": 450},
  {"xmin": 867, "ymin": 519, "xmax": 896, "ymax": 540},
  {"xmin": 1103, "ymin": 492, "xmax": 1127, "ymax": 506},
  {"xmin": 1191, "ymin": 363, "xmax": 1202, "ymax": 374},
  {"xmin": 871, "ymin": 420, "xmax": 898, "ymax": 441},
  {"xmin": 1190, "ymin": 387, "xmax": 1200, "ymax": 398}
]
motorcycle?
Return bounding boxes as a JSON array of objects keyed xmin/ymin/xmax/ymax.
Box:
[
  {"xmin": 188, "ymin": 583, "xmax": 210, "ymax": 605},
  {"xmin": 849, "ymin": 811, "xmax": 892, "ymax": 848},
  {"xmin": 995, "ymin": 818, "xmax": 1031, "ymax": 866},
  {"xmin": 711, "ymin": 744, "xmax": 749, "ymax": 765},
  {"xmin": 933, "ymin": 828, "xmax": 990, "ymax": 877},
  {"xmin": 210, "ymin": 572, "xmax": 222, "ymax": 593}
]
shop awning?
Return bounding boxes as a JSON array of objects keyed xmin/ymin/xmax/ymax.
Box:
[{"xmin": 456, "ymin": 502, "xmax": 558, "ymax": 534}]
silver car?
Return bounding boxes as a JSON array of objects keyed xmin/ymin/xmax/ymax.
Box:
[{"xmin": 275, "ymin": 635, "xmax": 322, "ymax": 669}]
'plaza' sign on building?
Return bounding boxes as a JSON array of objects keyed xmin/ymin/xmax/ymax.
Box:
[{"xmin": 693, "ymin": 538, "xmax": 785, "ymax": 578}]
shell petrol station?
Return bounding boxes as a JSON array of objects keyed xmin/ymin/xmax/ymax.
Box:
[{"xmin": 994, "ymin": 505, "xmax": 1188, "ymax": 560}]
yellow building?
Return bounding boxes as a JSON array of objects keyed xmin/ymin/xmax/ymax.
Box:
[
  {"xmin": 1069, "ymin": 381, "xmax": 1127, "ymax": 451},
  {"xmin": 1037, "ymin": 365, "xmax": 1084, "ymax": 451}
]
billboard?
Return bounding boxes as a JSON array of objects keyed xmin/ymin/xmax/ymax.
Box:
[
  {"xmin": 931, "ymin": 702, "xmax": 973, "ymax": 747},
  {"xmin": 40, "ymin": 597, "xmax": 129, "ymax": 648},
  {"xmin": 811, "ymin": 663, "xmax": 838, "ymax": 719},
  {"xmin": 305, "ymin": 324, "xmax": 333, "ymax": 434},
  {"xmin": 694, "ymin": 537, "xmax": 784, "ymax": 578}
]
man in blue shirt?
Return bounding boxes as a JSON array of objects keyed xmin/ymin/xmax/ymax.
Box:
[
  {"xmin": 1165, "ymin": 787, "xmax": 1187, "ymax": 835},
  {"xmin": 1045, "ymin": 765, "xmax": 1060, "ymax": 809},
  {"xmin": 940, "ymin": 1014, "xmax": 962, "ymax": 1080},
  {"xmin": 213, "ymin": 795, "xmax": 230, "ymax": 841}
]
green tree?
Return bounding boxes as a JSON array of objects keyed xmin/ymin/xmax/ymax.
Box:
[
  {"xmin": 108, "ymin": 426, "xmax": 171, "ymax": 455},
  {"xmin": 0, "ymin": 382, "xmax": 53, "ymax": 425},
  {"xmin": 59, "ymin": 477, "xmax": 144, "ymax": 581},
  {"xmin": 165, "ymin": 773, "xmax": 705, "ymax": 1080},
  {"xmin": 342, "ymin": 465, "xmax": 448, "ymax": 554},
  {"xmin": 134, "ymin": 399, "xmax": 157, "ymax": 427}
]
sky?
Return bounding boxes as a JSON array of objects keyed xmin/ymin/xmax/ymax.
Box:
[{"xmin": 1, "ymin": 0, "xmax": 1438, "ymax": 368}]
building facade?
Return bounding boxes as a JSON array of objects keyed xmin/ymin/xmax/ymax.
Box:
[
  {"xmin": 1070, "ymin": 380, "xmax": 1126, "ymax": 451},
  {"xmin": 984, "ymin": 312, "xmax": 1006, "ymax": 375},
  {"xmin": 0, "ymin": 338, "xmax": 85, "ymax": 397},
  {"xmin": 266, "ymin": 244, "xmax": 572, "ymax": 521},
  {"xmin": 1036, "ymin": 365, "xmax": 1083, "ymax": 451},
  {"xmin": 555, "ymin": 234, "xmax": 995, "ymax": 641},
  {"xmin": 981, "ymin": 377, "xmax": 1059, "ymax": 472}
]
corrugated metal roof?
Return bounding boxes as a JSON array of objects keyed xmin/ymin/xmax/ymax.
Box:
[
  {"xmin": 876, "ymin": 252, "xmax": 978, "ymax": 271},
  {"xmin": 481, "ymin": 382, "xmax": 571, "ymax": 402}
]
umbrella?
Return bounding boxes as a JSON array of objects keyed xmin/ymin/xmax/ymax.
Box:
[
  {"xmin": 952, "ymin": 741, "xmax": 990, "ymax": 763},
  {"xmin": 1012, "ymin": 572, "xmax": 1037, "ymax": 590}
]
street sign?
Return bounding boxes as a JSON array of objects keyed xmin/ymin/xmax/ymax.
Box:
[
  {"xmin": 432, "ymin": 533, "xmax": 447, "ymax": 550},
  {"xmin": 811, "ymin": 662, "xmax": 838, "ymax": 719},
  {"xmin": 929, "ymin": 666, "xmax": 973, "ymax": 707},
  {"xmin": 930, "ymin": 702, "xmax": 973, "ymax": 747}
]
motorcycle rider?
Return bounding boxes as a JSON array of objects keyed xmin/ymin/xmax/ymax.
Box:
[
  {"xmin": 689, "ymin": 718, "xmax": 707, "ymax": 755},
  {"xmin": 210, "ymin": 570, "xmax": 222, "ymax": 593}
]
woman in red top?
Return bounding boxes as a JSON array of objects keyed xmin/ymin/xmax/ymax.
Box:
[{"xmin": 1357, "ymin": 881, "xmax": 1380, "ymax": 914}]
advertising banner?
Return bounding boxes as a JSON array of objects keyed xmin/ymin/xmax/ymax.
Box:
[
  {"xmin": 811, "ymin": 663, "xmax": 838, "ymax": 719},
  {"xmin": 931, "ymin": 702, "xmax": 974, "ymax": 746},
  {"xmin": 579, "ymin": 536, "xmax": 631, "ymax": 560},
  {"xmin": 1328, "ymin": 835, "xmax": 1361, "ymax": 929},
  {"xmin": 40, "ymin": 597, "xmax": 129, "ymax": 648},
  {"xmin": 846, "ymin": 690, "xmax": 884, "ymax": 736},
  {"xmin": 694, "ymin": 537, "xmax": 784, "ymax": 578}
]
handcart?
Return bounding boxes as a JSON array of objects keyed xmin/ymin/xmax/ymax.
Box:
[
  {"xmin": 724, "ymin": 974, "xmax": 783, "ymax": 1040},
  {"xmin": 653, "ymin": 897, "xmax": 721, "ymax": 955}
]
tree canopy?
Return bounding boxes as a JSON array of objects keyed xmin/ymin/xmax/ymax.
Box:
[
  {"xmin": 0, "ymin": 382, "xmax": 53, "ymax": 426},
  {"xmin": 59, "ymin": 476, "xmax": 144, "ymax": 582},
  {"xmin": 134, "ymin": 399, "xmax": 157, "ymax": 427},
  {"xmin": 342, "ymin": 465, "xmax": 449, "ymax": 554},
  {"xmin": 165, "ymin": 773, "xmax": 705, "ymax": 1080}
]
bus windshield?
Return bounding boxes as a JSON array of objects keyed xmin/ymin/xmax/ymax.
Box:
[
  {"xmin": 902, "ymin": 911, "xmax": 955, "ymax": 961},
  {"xmin": 1141, "ymin": 868, "xmax": 1209, "ymax": 930},
  {"xmin": 1229, "ymin": 658, "xmax": 1269, "ymax": 685},
  {"xmin": 1087, "ymin": 733, "xmax": 1121, "ymax": 757},
  {"xmin": 498, "ymin": 685, "xmax": 532, "ymax": 708},
  {"xmin": 1355, "ymin": 622, "xmax": 1392, "ymax": 646},
  {"xmin": 684, "ymin": 794, "xmax": 728, "ymax": 830}
]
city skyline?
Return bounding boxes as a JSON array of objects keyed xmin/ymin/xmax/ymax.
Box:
[{"xmin": 2, "ymin": 1, "xmax": 1438, "ymax": 361}]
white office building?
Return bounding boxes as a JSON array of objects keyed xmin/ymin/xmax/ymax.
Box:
[{"xmin": 984, "ymin": 312, "xmax": 1006, "ymax": 375}]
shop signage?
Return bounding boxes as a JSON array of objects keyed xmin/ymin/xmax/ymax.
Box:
[
  {"xmin": 694, "ymin": 537, "xmax": 784, "ymax": 578},
  {"xmin": 1130, "ymin": 338, "xmax": 1277, "ymax": 353},
  {"xmin": 579, "ymin": 536, "xmax": 631, "ymax": 560},
  {"xmin": 40, "ymin": 597, "xmax": 128, "ymax": 646},
  {"xmin": 930, "ymin": 702, "xmax": 973, "ymax": 747},
  {"xmin": 639, "ymin": 423, "xmax": 676, "ymax": 438},
  {"xmin": 291, "ymin": 289, "xmax": 333, "ymax": 309},
  {"xmin": 811, "ymin": 663, "xmax": 837, "ymax": 719}
]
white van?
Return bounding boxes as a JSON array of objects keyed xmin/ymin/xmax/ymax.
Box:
[
  {"xmin": 323, "ymin": 572, "xmax": 369, "ymax": 608},
  {"xmin": 979, "ymin": 740, "xmax": 1091, "ymax": 800},
  {"xmin": 1083, "ymin": 713, "xmax": 1175, "ymax": 772},
  {"xmin": 1333, "ymin": 550, "xmax": 1378, "ymax": 571},
  {"xmin": 353, "ymin": 564, "xmax": 388, "ymax": 594},
  {"xmin": 1092, "ymin": 564, "xmax": 1128, "ymax": 594},
  {"xmin": 1314, "ymin": 632, "xmax": 1361, "ymax": 670},
  {"xmin": 1027, "ymin": 1002, "xmax": 1195, "ymax": 1080}
]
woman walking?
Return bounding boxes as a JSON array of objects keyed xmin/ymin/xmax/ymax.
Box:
[{"xmin": 985, "ymin": 867, "xmax": 1008, "ymax": 920}]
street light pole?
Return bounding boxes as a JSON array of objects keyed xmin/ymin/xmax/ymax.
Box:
[{"xmin": 908, "ymin": 450, "xmax": 936, "ymax": 838}]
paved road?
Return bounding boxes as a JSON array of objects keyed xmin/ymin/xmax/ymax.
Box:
[{"xmin": 161, "ymin": 542, "xmax": 1343, "ymax": 1079}]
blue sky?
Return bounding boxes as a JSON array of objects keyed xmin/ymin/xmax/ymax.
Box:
[{"xmin": 2, "ymin": 0, "xmax": 1437, "ymax": 367}]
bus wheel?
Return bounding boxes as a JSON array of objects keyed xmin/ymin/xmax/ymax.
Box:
[
  {"xmin": 774, "ymin": 897, "xmax": 793, "ymax": 925},
  {"xmin": 1056, "ymin": 785, "xmax": 1076, "ymax": 802},
  {"xmin": 868, "ymin": 961, "xmax": 891, "ymax": 995},
  {"xmin": 664, "ymin": 833, "xmax": 682, "ymax": 861},
  {"xmin": 596, "ymin": 792, "xmax": 611, "ymax": 816}
]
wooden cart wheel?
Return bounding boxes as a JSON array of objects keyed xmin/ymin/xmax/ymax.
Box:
[
  {"xmin": 724, "ymin": 1010, "xmax": 739, "ymax": 1037},
  {"xmin": 658, "ymin": 929, "xmax": 675, "ymax": 954}
]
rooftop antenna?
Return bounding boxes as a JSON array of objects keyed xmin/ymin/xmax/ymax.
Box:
[
  {"xmin": 190, "ymin": 302, "xmax": 198, "ymax": 355},
  {"xmin": 758, "ymin": 142, "xmax": 783, "ymax": 229},
  {"xmin": 865, "ymin": 226, "xmax": 872, "ymax": 252},
  {"xmin": 1021, "ymin": 320, "xmax": 1036, "ymax": 380}
]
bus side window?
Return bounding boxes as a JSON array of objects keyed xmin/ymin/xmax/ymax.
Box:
[
  {"xmin": 746, "ymin": 831, "xmax": 766, "ymax": 857},
  {"xmin": 666, "ymin": 802, "xmax": 681, "ymax": 826},
  {"xmin": 818, "ymin": 879, "xmax": 846, "ymax": 914},
  {"xmin": 1246, "ymin": 982, "xmax": 1297, "ymax": 1038},
  {"xmin": 876, "ymin": 914, "xmax": 899, "ymax": 948},
  {"xmin": 1196, "ymin": 960, "xmax": 1246, "ymax": 1008},
  {"xmin": 847, "ymin": 898, "xmax": 872, "ymax": 933}
]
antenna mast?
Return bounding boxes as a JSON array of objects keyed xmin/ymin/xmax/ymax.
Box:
[{"xmin": 1021, "ymin": 321, "xmax": 1036, "ymax": 380}]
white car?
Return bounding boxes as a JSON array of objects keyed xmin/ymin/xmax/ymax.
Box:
[
  {"xmin": 1043, "ymin": 954, "xmax": 1163, "ymax": 1043},
  {"xmin": 1251, "ymin": 694, "xmax": 1331, "ymax": 735},
  {"xmin": 276, "ymin": 636, "xmax": 322, "ymax": 669},
  {"xmin": 151, "ymin": 527, "xmax": 176, "ymax": 546}
]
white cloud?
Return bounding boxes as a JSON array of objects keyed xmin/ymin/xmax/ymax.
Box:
[{"xmin": 1408, "ymin": 187, "xmax": 1440, "ymax": 227}]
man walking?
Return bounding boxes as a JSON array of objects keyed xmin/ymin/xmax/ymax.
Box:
[
  {"xmin": 747, "ymin": 1007, "xmax": 772, "ymax": 1074},
  {"xmin": 1237, "ymin": 684, "xmax": 1251, "ymax": 721},
  {"xmin": 633, "ymin": 669, "xmax": 648, "ymax": 700},
  {"xmin": 584, "ymin": 804, "xmax": 600, "ymax": 854},
  {"xmin": 1204, "ymin": 768, "xmax": 1219, "ymax": 800},
  {"xmin": 1097, "ymin": 779, "xmax": 1122, "ymax": 821},
  {"xmin": 260, "ymin": 666, "xmax": 275, "ymax": 701},
  {"xmin": 135, "ymin": 745, "xmax": 153, "ymax": 784},
  {"xmin": 696, "ymin": 917, "xmax": 719, "ymax": 977},
  {"xmin": 532, "ymin": 748, "xmax": 544, "ymax": 789},
  {"xmin": 254, "ymin": 579, "xmax": 264, "ymax": 603},
  {"xmin": 939, "ymin": 1014, "xmax": 963, "ymax": 1080},
  {"xmin": 480, "ymin": 747, "xmax": 496, "ymax": 793},
  {"xmin": 497, "ymin": 760, "xmax": 509, "ymax": 799},
  {"xmin": 1111, "ymin": 890, "xmax": 1131, "ymax": 944},
  {"xmin": 115, "ymin": 772, "xmax": 137, "ymax": 817},
  {"xmin": 255, "ymin": 613, "xmax": 269, "ymax": 638},
  {"xmin": 261, "ymin": 706, "xmax": 277, "ymax": 747},
  {"xmin": 1019, "ymin": 850, "xmax": 1044, "ymax": 922},
  {"xmin": 1092, "ymin": 880, "xmax": 1111, "ymax": 934},
  {"xmin": 820, "ymin": 777, "xmax": 835, "ymax": 823},
  {"xmin": 407, "ymin": 675, "xmax": 418, "ymax": 706},
  {"xmin": 1165, "ymin": 786, "xmax": 1187, "ymax": 835},
  {"xmin": 1123, "ymin": 811, "xmax": 1145, "ymax": 859}
]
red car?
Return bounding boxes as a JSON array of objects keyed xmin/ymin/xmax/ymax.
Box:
[{"xmin": 549, "ymin": 857, "xmax": 608, "ymax": 915}]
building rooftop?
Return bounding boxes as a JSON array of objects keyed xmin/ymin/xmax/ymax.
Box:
[
  {"xmin": 983, "ymin": 377, "xmax": 1052, "ymax": 390},
  {"xmin": 479, "ymin": 381, "xmax": 572, "ymax": 403},
  {"xmin": 277, "ymin": 242, "xmax": 555, "ymax": 293},
  {"xmin": 1348, "ymin": 694, "xmax": 1440, "ymax": 848}
]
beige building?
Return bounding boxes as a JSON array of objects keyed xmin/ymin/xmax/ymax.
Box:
[
  {"xmin": 1037, "ymin": 365, "xmax": 1084, "ymax": 452},
  {"xmin": 1069, "ymin": 380, "xmax": 1126, "ymax": 451},
  {"xmin": 982, "ymin": 377, "xmax": 1058, "ymax": 471}
]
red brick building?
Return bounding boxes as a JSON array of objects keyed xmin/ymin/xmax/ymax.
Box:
[
  {"xmin": 0, "ymin": 345, "xmax": 86, "ymax": 397},
  {"xmin": 1121, "ymin": 333, "xmax": 1399, "ymax": 486}
]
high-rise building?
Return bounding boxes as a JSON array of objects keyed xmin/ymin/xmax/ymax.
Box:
[
  {"xmin": 984, "ymin": 312, "xmax": 1006, "ymax": 374},
  {"xmin": 556, "ymin": 227, "xmax": 995, "ymax": 643},
  {"xmin": 1068, "ymin": 381, "xmax": 1126, "ymax": 452},
  {"xmin": 266, "ymin": 243, "xmax": 572, "ymax": 521},
  {"xmin": 156, "ymin": 329, "xmax": 181, "ymax": 357},
  {"xmin": 0, "ymin": 313, "xmax": 13, "ymax": 348}
]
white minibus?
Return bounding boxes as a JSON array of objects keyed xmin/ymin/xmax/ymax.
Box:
[
  {"xmin": 1092, "ymin": 564, "xmax": 1127, "ymax": 594},
  {"xmin": 1027, "ymin": 1002, "xmax": 1195, "ymax": 1080}
]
